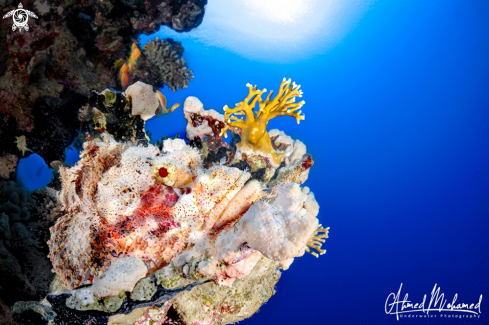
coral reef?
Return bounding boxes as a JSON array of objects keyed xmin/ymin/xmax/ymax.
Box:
[
  {"xmin": 120, "ymin": 257, "xmax": 281, "ymax": 325},
  {"xmin": 44, "ymin": 133, "xmax": 323, "ymax": 323},
  {"xmin": 12, "ymin": 300, "xmax": 56, "ymax": 325},
  {"xmin": 35, "ymin": 80, "xmax": 328, "ymax": 324},
  {"xmin": 0, "ymin": 0, "xmax": 205, "ymax": 320},
  {"xmin": 143, "ymin": 37, "xmax": 194, "ymax": 91},
  {"xmin": 0, "ymin": 295, "xmax": 23, "ymax": 325},
  {"xmin": 0, "ymin": 0, "xmax": 204, "ymax": 169},
  {"xmin": 184, "ymin": 91, "xmax": 312, "ymax": 184}
]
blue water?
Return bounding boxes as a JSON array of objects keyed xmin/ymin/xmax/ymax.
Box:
[
  {"xmin": 19, "ymin": 0, "xmax": 489, "ymax": 324},
  {"xmin": 141, "ymin": 1, "xmax": 489, "ymax": 324}
]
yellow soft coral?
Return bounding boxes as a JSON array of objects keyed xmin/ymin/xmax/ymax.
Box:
[
  {"xmin": 306, "ymin": 225, "xmax": 329, "ymax": 258},
  {"xmin": 220, "ymin": 78, "xmax": 305, "ymax": 165}
]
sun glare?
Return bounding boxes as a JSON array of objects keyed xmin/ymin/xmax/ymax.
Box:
[
  {"xmin": 246, "ymin": 0, "xmax": 313, "ymax": 24},
  {"xmin": 146, "ymin": 0, "xmax": 376, "ymax": 62}
]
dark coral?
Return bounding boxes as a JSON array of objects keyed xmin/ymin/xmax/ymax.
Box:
[
  {"xmin": 0, "ymin": 180, "xmax": 58, "ymax": 307},
  {"xmin": 0, "ymin": 0, "xmax": 207, "ymax": 320},
  {"xmin": 0, "ymin": 180, "xmax": 33, "ymax": 223},
  {"xmin": 25, "ymin": 90, "xmax": 87, "ymax": 164},
  {"xmin": 0, "ymin": 295, "xmax": 23, "ymax": 325},
  {"xmin": 80, "ymin": 89, "xmax": 148, "ymax": 146},
  {"xmin": 42, "ymin": 281, "xmax": 202, "ymax": 325},
  {"xmin": 143, "ymin": 37, "xmax": 193, "ymax": 91}
]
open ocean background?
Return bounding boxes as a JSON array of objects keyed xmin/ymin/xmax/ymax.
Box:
[{"xmin": 19, "ymin": 0, "xmax": 489, "ymax": 324}]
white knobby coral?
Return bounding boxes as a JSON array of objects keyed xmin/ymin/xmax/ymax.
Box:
[
  {"xmin": 245, "ymin": 183, "xmax": 320, "ymax": 261},
  {"xmin": 188, "ymin": 183, "xmax": 320, "ymax": 287}
]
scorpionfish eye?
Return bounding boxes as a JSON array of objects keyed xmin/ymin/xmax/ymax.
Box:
[{"xmin": 159, "ymin": 167, "xmax": 169, "ymax": 178}]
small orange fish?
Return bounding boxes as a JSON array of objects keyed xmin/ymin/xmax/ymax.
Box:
[
  {"xmin": 113, "ymin": 59, "xmax": 124, "ymax": 69},
  {"xmin": 127, "ymin": 61, "xmax": 136, "ymax": 72},
  {"xmin": 129, "ymin": 47, "xmax": 141, "ymax": 63},
  {"xmin": 155, "ymin": 89, "xmax": 180, "ymax": 117},
  {"xmin": 168, "ymin": 103, "xmax": 180, "ymax": 113},
  {"xmin": 118, "ymin": 63, "xmax": 129, "ymax": 88},
  {"xmin": 155, "ymin": 89, "xmax": 167, "ymax": 111},
  {"xmin": 143, "ymin": 44, "xmax": 152, "ymax": 51},
  {"xmin": 50, "ymin": 160, "xmax": 68, "ymax": 171},
  {"xmin": 119, "ymin": 63, "xmax": 128, "ymax": 78},
  {"xmin": 128, "ymin": 43, "xmax": 141, "ymax": 72},
  {"xmin": 120, "ymin": 71, "xmax": 129, "ymax": 89}
]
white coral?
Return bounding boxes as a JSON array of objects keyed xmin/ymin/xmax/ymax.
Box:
[
  {"xmin": 242, "ymin": 183, "xmax": 319, "ymax": 261},
  {"xmin": 191, "ymin": 183, "xmax": 319, "ymax": 286},
  {"xmin": 91, "ymin": 257, "xmax": 148, "ymax": 298},
  {"xmin": 183, "ymin": 96, "xmax": 225, "ymax": 140},
  {"xmin": 125, "ymin": 81, "xmax": 159, "ymax": 121},
  {"xmin": 269, "ymin": 129, "xmax": 307, "ymax": 165}
]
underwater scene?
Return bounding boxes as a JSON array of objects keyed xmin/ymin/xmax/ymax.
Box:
[{"xmin": 0, "ymin": 0, "xmax": 488, "ymax": 324}]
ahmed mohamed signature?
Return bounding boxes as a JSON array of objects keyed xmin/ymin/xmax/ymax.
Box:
[{"xmin": 385, "ymin": 283, "xmax": 482, "ymax": 320}]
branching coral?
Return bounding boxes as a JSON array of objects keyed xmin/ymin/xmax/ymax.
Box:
[
  {"xmin": 143, "ymin": 38, "xmax": 194, "ymax": 91},
  {"xmin": 220, "ymin": 78, "xmax": 306, "ymax": 165},
  {"xmin": 306, "ymin": 226, "xmax": 330, "ymax": 258}
]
